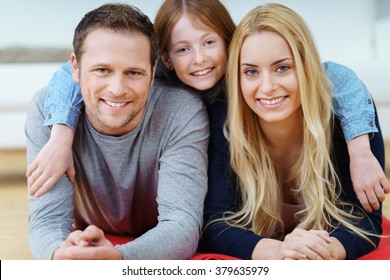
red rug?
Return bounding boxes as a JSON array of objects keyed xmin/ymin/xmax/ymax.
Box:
[
  {"xmin": 357, "ymin": 216, "xmax": 390, "ymax": 260},
  {"xmin": 104, "ymin": 234, "xmax": 238, "ymax": 260},
  {"xmin": 106, "ymin": 216, "xmax": 390, "ymax": 260}
]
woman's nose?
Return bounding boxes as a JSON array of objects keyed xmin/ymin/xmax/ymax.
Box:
[{"xmin": 260, "ymin": 72, "xmax": 276, "ymax": 94}]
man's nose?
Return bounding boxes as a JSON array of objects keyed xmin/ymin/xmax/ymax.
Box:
[{"xmin": 108, "ymin": 74, "xmax": 127, "ymax": 96}]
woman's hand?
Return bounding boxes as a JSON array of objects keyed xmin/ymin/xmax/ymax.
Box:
[
  {"xmin": 279, "ymin": 229, "xmax": 333, "ymax": 260},
  {"xmin": 252, "ymin": 228, "xmax": 338, "ymax": 260}
]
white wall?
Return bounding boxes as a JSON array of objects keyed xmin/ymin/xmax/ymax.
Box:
[
  {"xmin": 0, "ymin": 0, "xmax": 379, "ymax": 63},
  {"xmin": 1, "ymin": 0, "xmax": 389, "ymax": 147}
]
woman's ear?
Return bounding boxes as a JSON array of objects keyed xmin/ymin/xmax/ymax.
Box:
[{"xmin": 161, "ymin": 52, "xmax": 174, "ymax": 70}]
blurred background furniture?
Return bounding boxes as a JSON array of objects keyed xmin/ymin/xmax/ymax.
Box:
[{"xmin": 1, "ymin": 0, "xmax": 389, "ymax": 260}]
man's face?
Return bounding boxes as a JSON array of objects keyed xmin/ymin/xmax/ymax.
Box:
[{"xmin": 71, "ymin": 28, "xmax": 155, "ymax": 136}]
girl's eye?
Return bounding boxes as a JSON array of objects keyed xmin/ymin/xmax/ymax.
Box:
[
  {"xmin": 176, "ymin": 47, "xmax": 189, "ymax": 53},
  {"xmin": 204, "ymin": 39, "xmax": 215, "ymax": 47}
]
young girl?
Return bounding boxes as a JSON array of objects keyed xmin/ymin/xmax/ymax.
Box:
[
  {"xmin": 202, "ymin": 3, "xmax": 384, "ymax": 260},
  {"xmin": 27, "ymin": 0, "xmax": 388, "ymax": 213}
]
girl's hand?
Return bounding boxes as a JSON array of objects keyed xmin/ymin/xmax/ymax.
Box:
[
  {"xmin": 348, "ymin": 134, "xmax": 390, "ymax": 212},
  {"xmin": 26, "ymin": 124, "xmax": 75, "ymax": 197}
]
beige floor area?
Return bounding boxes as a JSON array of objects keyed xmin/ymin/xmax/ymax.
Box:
[
  {"xmin": 0, "ymin": 149, "xmax": 32, "ymax": 259},
  {"xmin": 1, "ymin": 148, "xmax": 390, "ymax": 260},
  {"xmin": 0, "ymin": 179, "xmax": 32, "ymax": 259}
]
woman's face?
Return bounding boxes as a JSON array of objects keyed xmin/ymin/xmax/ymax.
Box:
[
  {"xmin": 163, "ymin": 14, "xmax": 227, "ymax": 91},
  {"xmin": 239, "ymin": 30, "xmax": 301, "ymax": 126}
]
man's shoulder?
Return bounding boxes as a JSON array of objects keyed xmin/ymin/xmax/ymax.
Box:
[
  {"xmin": 151, "ymin": 78, "xmax": 204, "ymax": 106},
  {"xmin": 146, "ymin": 78, "xmax": 208, "ymax": 125},
  {"xmin": 32, "ymin": 86, "xmax": 48, "ymax": 102},
  {"xmin": 28, "ymin": 87, "xmax": 48, "ymax": 115}
]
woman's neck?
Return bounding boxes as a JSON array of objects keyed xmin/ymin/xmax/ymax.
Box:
[
  {"xmin": 260, "ymin": 111, "xmax": 304, "ymax": 204},
  {"xmin": 260, "ymin": 110, "xmax": 303, "ymax": 168}
]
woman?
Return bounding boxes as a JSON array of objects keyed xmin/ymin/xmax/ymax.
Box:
[{"xmin": 202, "ymin": 3, "xmax": 384, "ymax": 260}]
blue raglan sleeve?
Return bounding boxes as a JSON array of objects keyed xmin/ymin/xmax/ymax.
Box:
[
  {"xmin": 43, "ymin": 61, "xmax": 84, "ymax": 130},
  {"xmin": 202, "ymin": 100, "xmax": 263, "ymax": 260},
  {"xmin": 324, "ymin": 61, "xmax": 378, "ymax": 142}
]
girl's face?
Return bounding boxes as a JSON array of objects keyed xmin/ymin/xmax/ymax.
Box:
[
  {"xmin": 239, "ymin": 30, "xmax": 301, "ymax": 127},
  {"xmin": 163, "ymin": 14, "xmax": 227, "ymax": 91}
]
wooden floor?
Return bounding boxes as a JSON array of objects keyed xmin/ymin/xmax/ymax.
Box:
[
  {"xmin": 0, "ymin": 179, "xmax": 32, "ymax": 259},
  {"xmin": 1, "ymin": 149, "xmax": 32, "ymax": 259},
  {"xmin": 1, "ymin": 148, "xmax": 390, "ymax": 260}
]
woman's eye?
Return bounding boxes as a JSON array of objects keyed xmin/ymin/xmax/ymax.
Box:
[
  {"xmin": 276, "ymin": 65, "xmax": 290, "ymax": 73},
  {"xmin": 244, "ymin": 69, "xmax": 258, "ymax": 76}
]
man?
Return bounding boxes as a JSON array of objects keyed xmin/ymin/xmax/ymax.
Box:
[{"xmin": 25, "ymin": 3, "xmax": 209, "ymax": 260}]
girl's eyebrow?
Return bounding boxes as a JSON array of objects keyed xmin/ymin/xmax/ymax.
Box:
[
  {"xmin": 170, "ymin": 40, "xmax": 188, "ymax": 48},
  {"xmin": 170, "ymin": 32, "xmax": 217, "ymax": 47}
]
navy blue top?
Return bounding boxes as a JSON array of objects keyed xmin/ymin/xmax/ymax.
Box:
[{"xmin": 202, "ymin": 99, "xmax": 384, "ymax": 260}]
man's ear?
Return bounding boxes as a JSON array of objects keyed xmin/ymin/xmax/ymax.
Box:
[
  {"xmin": 70, "ymin": 53, "xmax": 80, "ymax": 82},
  {"xmin": 161, "ymin": 52, "xmax": 174, "ymax": 70}
]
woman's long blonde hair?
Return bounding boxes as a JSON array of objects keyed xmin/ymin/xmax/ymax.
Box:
[{"xmin": 224, "ymin": 3, "xmax": 375, "ymax": 243}]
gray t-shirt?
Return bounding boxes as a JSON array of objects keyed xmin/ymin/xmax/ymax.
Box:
[{"xmin": 26, "ymin": 78, "xmax": 209, "ymax": 259}]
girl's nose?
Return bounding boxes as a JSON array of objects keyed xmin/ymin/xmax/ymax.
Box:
[{"xmin": 193, "ymin": 49, "xmax": 207, "ymax": 64}]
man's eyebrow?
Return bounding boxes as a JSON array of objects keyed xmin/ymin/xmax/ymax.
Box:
[{"xmin": 89, "ymin": 63, "xmax": 148, "ymax": 73}]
